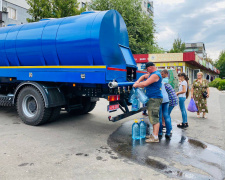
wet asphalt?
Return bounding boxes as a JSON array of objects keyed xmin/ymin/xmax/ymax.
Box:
[
  {"xmin": 0, "ymin": 87, "xmax": 225, "ymax": 179},
  {"xmin": 108, "ymin": 120, "xmax": 225, "ymax": 179}
]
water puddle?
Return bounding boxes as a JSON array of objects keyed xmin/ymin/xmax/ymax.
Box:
[{"xmin": 108, "ymin": 121, "xmax": 225, "ymax": 179}]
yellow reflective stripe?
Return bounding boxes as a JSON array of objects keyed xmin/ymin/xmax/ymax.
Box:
[{"xmin": 0, "ymin": 66, "xmax": 106, "ymax": 69}]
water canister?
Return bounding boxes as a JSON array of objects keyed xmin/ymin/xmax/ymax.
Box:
[
  {"xmin": 131, "ymin": 98, "xmax": 140, "ymax": 111},
  {"xmin": 132, "ymin": 119, "xmax": 140, "ymax": 140},
  {"xmin": 139, "ymin": 118, "xmax": 146, "ymax": 139},
  {"xmin": 136, "ymin": 88, "xmax": 149, "ymax": 104}
]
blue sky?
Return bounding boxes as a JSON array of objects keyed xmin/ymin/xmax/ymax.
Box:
[{"xmin": 152, "ymin": 0, "xmax": 225, "ymax": 61}]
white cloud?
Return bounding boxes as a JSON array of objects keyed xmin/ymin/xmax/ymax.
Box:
[
  {"xmin": 206, "ymin": 37, "xmax": 225, "ymax": 61},
  {"xmin": 155, "ymin": 26, "xmax": 177, "ymax": 50},
  {"xmin": 152, "ymin": 0, "xmax": 225, "ymax": 60},
  {"xmin": 205, "ymin": 1, "xmax": 225, "ymax": 12},
  {"xmin": 154, "ymin": 0, "xmax": 185, "ymax": 5},
  {"xmin": 207, "ymin": 48, "xmax": 220, "ymax": 61},
  {"xmin": 190, "ymin": 28, "xmax": 208, "ymax": 42},
  {"xmin": 204, "ymin": 15, "xmax": 225, "ymax": 26}
]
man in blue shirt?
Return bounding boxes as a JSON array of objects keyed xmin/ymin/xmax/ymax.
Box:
[
  {"xmin": 133, "ymin": 62, "xmax": 163, "ymax": 143},
  {"xmin": 161, "ymin": 69, "xmax": 169, "ymax": 83}
]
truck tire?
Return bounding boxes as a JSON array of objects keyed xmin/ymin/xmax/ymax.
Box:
[
  {"xmin": 68, "ymin": 102, "xmax": 91, "ymax": 115},
  {"xmin": 48, "ymin": 107, "xmax": 61, "ymax": 122},
  {"xmin": 17, "ymin": 86, "xmax": 52, "ymax": 126},
  {"xmin": 88, "ymin": 102, "xmax": 96, "ymax": 113}
]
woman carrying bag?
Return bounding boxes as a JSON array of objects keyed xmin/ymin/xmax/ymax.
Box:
[{"xmin": 191, "ymin": 72, "xmax": 209, "ymax": 118}]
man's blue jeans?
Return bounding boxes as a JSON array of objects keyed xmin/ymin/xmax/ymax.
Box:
[
  {"xmin": 168, "ymin": 105, "xmax": 174, "ymax": 115},
  {"xmin": 179, "ymin": 97, "xmax": 187, "ymax": 123},
  {"xmin": 159, "ymin": 102, "xmax": 172, "ymax": 136},
  {"xmin": 168, "ymin": 105, "xmax": 174, "ymax": 130}
]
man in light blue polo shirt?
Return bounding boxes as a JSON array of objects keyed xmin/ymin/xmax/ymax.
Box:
[{"xmin": 161, "ymin": 69, "xmax": 169, "ymax": 83}]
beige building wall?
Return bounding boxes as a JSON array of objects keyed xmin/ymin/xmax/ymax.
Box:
[{"xmin": 149, "ymin": 53, "xmax": 183, "ymax": 63}]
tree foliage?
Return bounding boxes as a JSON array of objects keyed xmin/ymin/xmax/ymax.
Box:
[
  {"xmin": 89, "ymin": 0, "xmax": 161, "ymax": 54},
  {"xmin": 26, "ymin": 0, "xmax": 85, "ymax": 22},
  {"xmin": 205, "ymin": 57, "xmax": 213, "ymax": 64},
  {"xmin": 52, "ymin": 0, "xmax": 84, "ymax": 18},
  {"xmin": 215, "ymin": 50, "xmax": 225, "ymax": 78},
  {"xmin": 169, "ymin": 37, "xmax": 185, "ymax": 53}
]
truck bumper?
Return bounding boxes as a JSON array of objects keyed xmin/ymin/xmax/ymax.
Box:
[{"xmin": 108, "ymin": 106, "xmax": 147, "ymax": 122}]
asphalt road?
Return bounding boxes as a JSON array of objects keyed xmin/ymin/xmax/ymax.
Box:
[{"xmin": 0, "ymin": 87, "xmax": 224, "ymax": 180}]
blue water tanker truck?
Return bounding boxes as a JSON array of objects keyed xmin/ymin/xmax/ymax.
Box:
[{"xmin": 0, "ymin": 10, "xmax": 147, "ymax": 126}]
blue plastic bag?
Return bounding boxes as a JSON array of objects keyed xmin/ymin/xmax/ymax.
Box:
[{"xmin": 187, "ymin": 99, "xmax": 198, "ymax": 112}]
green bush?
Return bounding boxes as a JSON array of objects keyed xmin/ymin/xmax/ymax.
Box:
[
  {"xmin": 209, "ymin": 78, "xmax": 221, "ymax": 88},
  {"xmin": 209, "ymin": 78, "xmax": 225, "ymax": 90},
  {"xmin": 219, "ymin": 79, "xmax": 225, "ymax": 90}
]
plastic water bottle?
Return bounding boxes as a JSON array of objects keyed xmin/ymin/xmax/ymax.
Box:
[
  {"xmin": 131, "ymin": 98, "xmax": 140, "ymax": 111},
  {"xmin": 132, "ymin": 119, "xmax": 140, "ymax": 140},
  {"xmin": 140, "ymin": 118, "xmax": 146, "ymax": 138},
  {"xmin": 136, "ymin": 88, "xmax": 149, "ymax": 104}
]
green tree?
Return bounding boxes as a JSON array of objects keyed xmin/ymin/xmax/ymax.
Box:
[
  {"xmin": 89, "ymin": 0, "xmax": 160, "ymax": 54},
  {"xmin": 26, "ymin": 0, "xmax": 85, "ymax": 22},
  {"xmin": 26, "ymin": 0, "xmax": 52, "ymax": 22},
  {"xmin": 52, "ymin": 0, "xmax": 85, "ymax": 18},
  {"xmin": 169, "ymin": 37, "xmax": 185, "ymax": 53},
  {"xmin": 215, "ymin": 50, "xmax": 225, "ymax": 78},
  {"xmin": 151, "ymin": 44, "xmax": 165, "ymax": 53},
  {"xmin": 205, "ymin": 57, "xmax": 213, "ymax": 64}
]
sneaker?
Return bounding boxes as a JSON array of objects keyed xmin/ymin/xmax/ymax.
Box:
[
  {"xmin": 158, "ymin": 134, "xmax": 163, "ymax": 139},
  {"xmin": 165, "ymin": 134, "xmax": 171, "ymax": 140},
  {"xmin": 145, "ymin": 136, "xmax": 159, "ymax": 143},
  {"xmin": 142, "ymin": 112, "xmax": 148, "ymax": 116},
  {"xmin": 177, "ymin": 123, "xmax": 188, "ymax": 128}
]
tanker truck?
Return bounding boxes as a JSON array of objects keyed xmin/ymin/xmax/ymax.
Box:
[{"xmin": 0, "ymin": 10, "xmax": 146, "ymax": 126}]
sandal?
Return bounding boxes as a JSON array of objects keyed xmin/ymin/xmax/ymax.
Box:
[
  {"xmin": 197, "ymin": 115, "xmax": 200, "ymax": 118},
  {"xmin": 145, "ymin": 136, "xmax": 159, "ymax": 143},
  {"xmin": 146, "ymin": 134, "xmax": 153, "ymax": 139},
  {"xmin": 177, "ymin": 123, "xmax": 188, "ymax": 128}
]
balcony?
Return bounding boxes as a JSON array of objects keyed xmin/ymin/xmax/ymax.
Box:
[{"xmin": 147, "ymin": 1, "xmax": 154, "ymax": 14}]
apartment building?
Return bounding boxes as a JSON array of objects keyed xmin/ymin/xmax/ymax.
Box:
[{"xmin": 0, "ymin": 0, "xmax": 31, "ymax": 27}]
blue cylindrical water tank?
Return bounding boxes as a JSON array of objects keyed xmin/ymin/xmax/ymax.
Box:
[{"xmin": 0, "ymin": 10, "xmax": 129, "ymax": 66}]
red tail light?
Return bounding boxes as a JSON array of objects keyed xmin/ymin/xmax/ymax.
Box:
[{"xmin": 108, "ymin": 95, "xmax": 120, "ymax": 102}]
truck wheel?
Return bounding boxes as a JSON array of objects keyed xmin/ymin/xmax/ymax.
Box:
[
  {"xmin": 88, "ymin": 102, "xmax": 96, "ymax": 113},
  {"xmin": 68, "ymin": 102, "xmax": 91, "ymax": 115},
  {"xmin": 17, "ymin": 86, "xmax": 52, "ymax": 126},
  {"xmin": 48, "ymin": 107, "xmax": 61, "ymax": 122}
]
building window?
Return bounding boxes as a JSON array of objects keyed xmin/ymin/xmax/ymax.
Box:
[
  {"xmin": 7, "ymin": 7, "xmax": 17, "ymax": 20},
  {"xmin": 82, "ymin": 2, "xmax": 86, "ymax": 8},
  {"xmin": 144, "ymin": 1, "xmax": 147, "ymax": 7}
]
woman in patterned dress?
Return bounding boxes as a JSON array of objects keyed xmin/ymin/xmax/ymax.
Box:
[{"xmin": 191, "ymin": 72, "xmax": 210, "ymax": 118}]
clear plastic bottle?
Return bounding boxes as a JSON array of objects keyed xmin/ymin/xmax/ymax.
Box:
[
  {"xmin": 131, "ymin": 98, "xmax": 140, "ymax": 111},
  {"xmin": 136, "ymin": 88, "xmax": 149, "ymax": 104},
  {"xmin": 139, "ymin": 118, "xmax": 146, "ymax": 139},
  {"xmin": 132, "ymin": 119, "xmax": 140, "ymax": 140}
]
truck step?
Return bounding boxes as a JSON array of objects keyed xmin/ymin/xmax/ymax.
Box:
[{"xmin": 0, "ymin": 95, "xmax": 14, "ymax": 107}]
